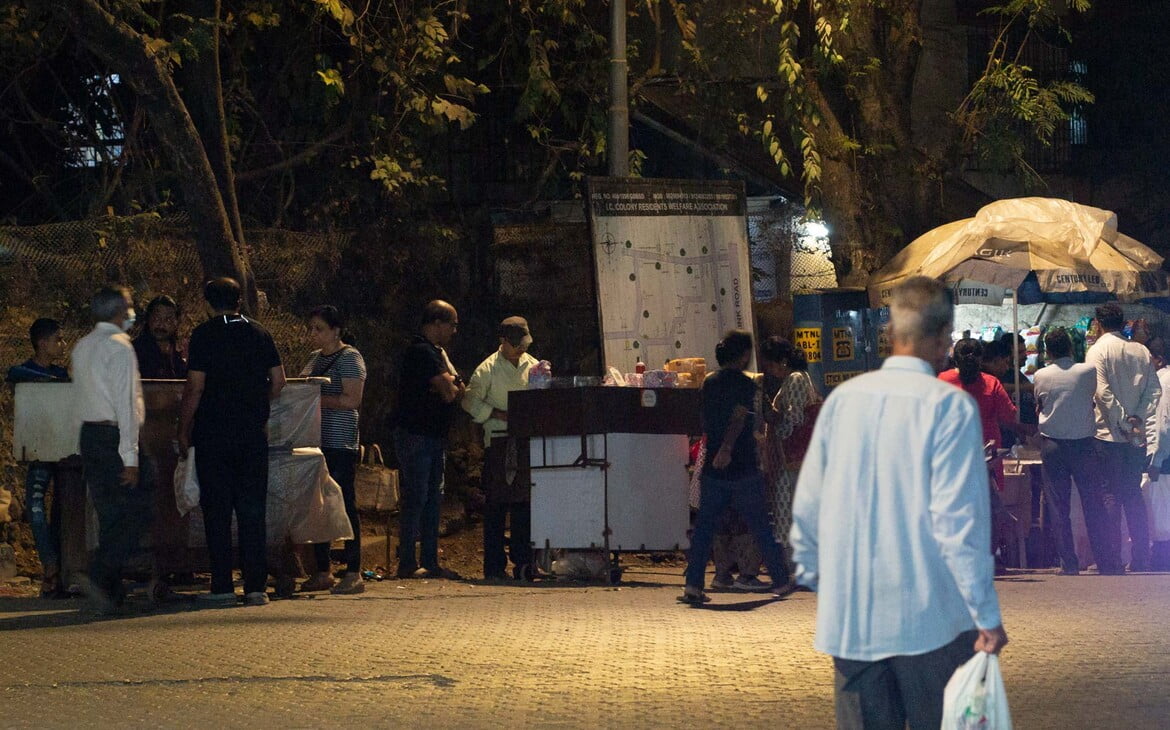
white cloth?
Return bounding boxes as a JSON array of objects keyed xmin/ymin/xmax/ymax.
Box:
[
  {"xmin": 1033, "ymin": 357, "xmax": 1097, "ymax": 440},
  {"xmin": 1085, "ymin": 332, "xmax": 1160, "ymax": 445},
  {"xmin": 1147, "ymin": 367, "xmax": 1170, "ymax": 467},
  {"xmin": 70, "ymin": 321, "xmax": 145, "ymax": 466},
  {"xmin": 790, "ymin": 355, "xmax": 1001, "ymax": 662},
  {"xmin": 462, "ymin": 348, "xmax": 538, "ymax": 446}
]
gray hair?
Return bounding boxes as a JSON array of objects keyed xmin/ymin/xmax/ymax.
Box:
[
  {"xmin": 91, "ymin": 286, "xmax": 129, "ymax": 322},
  {"xmin": 889, "ymin": 277, "xmax": 953, "ymax": 341}
]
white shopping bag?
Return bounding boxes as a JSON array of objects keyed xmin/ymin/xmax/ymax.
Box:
[
  {"xmin": 1144, "ymin": 474, "xmax": 1170, "ymax": 542},
  {"xmin": 173, "ymin": 448, "xmax": 200, "ymax": 516},
  {"xmin": 941, "ymin": 651, "xmax": 1012, "ymax": 730}
]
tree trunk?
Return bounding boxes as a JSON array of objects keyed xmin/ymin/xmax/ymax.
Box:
[
  {"xmin": 176, "ymin": 0, "xmax": 257, "ymax": 308},
  {"xmin": 64, "ymin": 0, "xmax": 256, "ymax": 311},
  {"xmin": 805, "ymin": 3, "xmax": 939, "ymax": 285}
]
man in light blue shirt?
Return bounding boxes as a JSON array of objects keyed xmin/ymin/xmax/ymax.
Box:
[{"xmin": 790, "ymin": 276, "xmax": 1007, "ymax": 729}]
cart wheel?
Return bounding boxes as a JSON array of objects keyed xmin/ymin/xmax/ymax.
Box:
[{"xmin": 149, "ymin": 579, "xmax": 171, "ymax": 606}]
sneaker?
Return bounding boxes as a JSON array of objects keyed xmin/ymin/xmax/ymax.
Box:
[
  {"xmin": 733, "ymin": 576, "xmax": 771, "ymax": 592},
  {"xmin": 244, "ymin": 591, "xmax": 269, "ymax": 606},
  {"xmin": 197, "ymin": 592, "xmax": 239, "ymax": 607},
  {"xmin": 770, "ymin": 580, "xmax": 798, "ymax": 599},
  {"xmin": 76, "ymin": 575, "xmax": 118, "ymax": 615},
  {"xmin": 330, "ymin": 573, "xmax": 366, "ymax": 595},
  {"xmin": 710, "ymin": 575, "xmax": 735, "ymax": 591},
  {"xmin": 299, "ymin": 572, "xmax": 336, "ymax": 592},
  {"xmin": 678, "ymin": 585, "xmax": 711, "ymax": 604}
]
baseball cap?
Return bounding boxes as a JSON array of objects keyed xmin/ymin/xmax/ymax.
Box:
[{"xmin": 499, "ymin": 316, "xmax": 533, "ymax": 349}]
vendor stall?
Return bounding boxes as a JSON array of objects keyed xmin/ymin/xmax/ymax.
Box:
[
  {"xmin": 867, "ymin": 198, "xmax": 1170, "ymax": 571},
  {"xmin": 13, "ymin": 378, "xmax": 352, "ymax": 592},
  {"xmin": 509, "ymin": 386, "xmax": 701, "ymax": 580}
]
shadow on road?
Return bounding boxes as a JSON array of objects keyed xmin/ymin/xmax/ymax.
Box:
[{"xmin": 683, "ymin": 597, "xmax": 783, "ymax": 612}]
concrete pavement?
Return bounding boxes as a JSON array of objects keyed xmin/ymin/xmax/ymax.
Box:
[{"xmin": 2, "ymin": 568, "xmax": 1169, "ymax": 728}]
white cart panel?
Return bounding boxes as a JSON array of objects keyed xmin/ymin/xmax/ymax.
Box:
[{"xmin": 529, "ymin": 433, "xmax": 690, "ymax": 551}]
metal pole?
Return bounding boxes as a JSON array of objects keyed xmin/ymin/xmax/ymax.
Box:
[
  {"xmin": 1011, "ymin": 290, "xmax": 1021, "ymax": 421},
  {"xmin": 608, "ymin": 0, "xmax": 629, "ymax": 177}
]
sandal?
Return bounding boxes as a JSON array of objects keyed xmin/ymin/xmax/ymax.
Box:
[
  {"xmin": 330, "ymin": 573, "xmax": 365, "ymax": 594},
  {"xmin": 299, "ymin": 573, "xmax": 336, "ymax": 592}
]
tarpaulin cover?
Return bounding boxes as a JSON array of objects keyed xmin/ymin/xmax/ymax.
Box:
[{"xmin": 867, "ymin": 198, "xmax": 1168, "ymax": 306}]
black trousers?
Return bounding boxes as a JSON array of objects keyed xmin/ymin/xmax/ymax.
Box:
[
  {"xmin": 482, "ymin": 440, "xmax": 532, "ymax": 577},
  {"xmin": 80, "ymin": 423, "xmax": 153, "ymax": 598},
  {"xmin": 1097, "ymin": 439, "xmax": 1151, "ymax": 571},
  {"xmin": 195, "ymin": 432, "xmax": 268, "ymax": 594},
  {"xmin": 484, "ymin": 502, "xmax": 532, "ymax": 577},
  {"xmin": 833, "ymin": 630, "xmax": 979, "ymax": 730},
  {"xmin": 1040, "ymin": 436, "xmax": 1112, "ymax": 572},
  {"xmin": 314, "ymin": 448, "xmax": 361, "ymax": 574}
]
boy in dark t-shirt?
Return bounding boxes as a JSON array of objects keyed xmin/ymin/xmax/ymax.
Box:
[{"xmin": 7, "ymin": 318, "xmax": 70, "ymax": 597}]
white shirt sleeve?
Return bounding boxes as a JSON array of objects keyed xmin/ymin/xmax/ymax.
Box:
[
  {"xmin": 114, "ymin": 342, "xmax": 145, "ymax": 467},
  {"xmin": 929, "ymin": 394, "xmax": 1002, "ymax": 630},
  {"xmin": 790, "ymin": 397, "xmax": 829, "ymax": 590}
]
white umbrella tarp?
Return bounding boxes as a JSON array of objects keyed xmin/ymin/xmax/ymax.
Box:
[{"xmin": 867, "ymin": 197, "xmax": 1168, "ymax": 307}]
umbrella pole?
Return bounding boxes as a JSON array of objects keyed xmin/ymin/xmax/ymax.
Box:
[{"xmin": 1012, "ymin": 290, "xmax": 1021, "ymax": 423}]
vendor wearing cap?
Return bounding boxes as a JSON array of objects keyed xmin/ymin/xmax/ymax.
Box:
[{"xmin": 463, "ymin": 316, "xmax": 540, "ymax": 580}]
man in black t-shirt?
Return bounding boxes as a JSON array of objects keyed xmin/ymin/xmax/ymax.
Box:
[
  {"xmin": 682, "ymin": 330, "xmax": 792, "ymax": 605},
  {"xmin": 178, "ymin": 278, "xmax": 286, "ymax": 606},
  {"xmin": 392, "ymin": 299, "xmax": 465, "ymax": 579}
]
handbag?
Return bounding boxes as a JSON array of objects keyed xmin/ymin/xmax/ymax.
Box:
[
  {"xmin": 354, "ymin": 444, "xmax": 399, "ymax": 511},
  {"xmin": 941, "ymin": 651, "xmax": 1013, "ymax": 730}
]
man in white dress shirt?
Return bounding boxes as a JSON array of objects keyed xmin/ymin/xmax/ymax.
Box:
[
  {"xmin": 1085, "ymin": 302, "xmax": 1160, "ymax": 573},
  {"xmin": 71, "ymin": 286, "xmax": 147, "ymax": 611},
  {"xmin": 790, "ymin": 276, "xmax": 1007, "ymax": 729}
]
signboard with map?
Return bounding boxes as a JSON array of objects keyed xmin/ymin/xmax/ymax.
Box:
[{"xmin": 586, "ymin": 178, "xmax": 755, "ymax": 374}]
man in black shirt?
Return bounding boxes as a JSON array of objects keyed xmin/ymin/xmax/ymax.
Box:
[
  {"xmin": 393, "ymin": 300, "xmax": 465, "ymax": 579},
  {"xmin": 178, "ymin": 278, "xmax": 285, "ymax": 606},
  {"xmin": 132, "ymin": 294, "xmax": 188, "ymax": 379},
  {"xmin": 682, "ymin": 330, "xmax": 792, "ymax": 604}
]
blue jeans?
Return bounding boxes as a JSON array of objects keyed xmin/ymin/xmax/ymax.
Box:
[
  {"xmin": 394, "ymin": 429, "xmax": 446, "ymax": 573},
  {"xmin": 25, "ymin": 462, "xmax": 59, "ymax": 576},
  {"xmin": 685, "ymin": 471, "xmax": 789, "ymax": 589}
]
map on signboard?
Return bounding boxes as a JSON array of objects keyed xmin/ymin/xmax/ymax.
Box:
[{"xmin": 587, "ymin": 178, "xmax": 754, "ymax": 374}]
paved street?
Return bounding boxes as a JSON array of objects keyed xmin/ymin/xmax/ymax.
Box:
[{"xmin": 2, "ymin": 568, "xmax": 1169, "ymax": 729}]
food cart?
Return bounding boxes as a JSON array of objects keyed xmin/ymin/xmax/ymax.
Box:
[
  {"xmin": 508, "ymin": 386, "xmax": 701, "ymax": 582},
  {"xmin": 13, "ymin": 378, "xmax": 352, "ymax": 596}
]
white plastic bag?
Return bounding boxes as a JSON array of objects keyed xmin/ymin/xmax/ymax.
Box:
[
  {"xmin": 173, "ymin": 448, "xmax": 200, "ymax": 516},
  {"xmin": 941, "ymin": 651, "xmax": 1012, "ymax": 730},
  {"xmin": 1144, "ymin": 474, "xmax": 1170, "ymax": 542}
]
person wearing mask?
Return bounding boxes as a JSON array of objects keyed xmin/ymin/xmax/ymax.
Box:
[
  {"xmin": 298, "ymin": 306, "xmax": 368, "ymax": 594},
  {"xmin": 178, "ymin": 278, "xmax": 286, "ymax": 607},
  {"xmin": 791, "ymin": 277, "xmax": 1006, "ymax": 728},
  {"xmin": 8, "ymin": 318, "xmax": 70, "ymax": 598},
  {"xmin": 71, "ymin": 287, "xmax": 147, "ymax": 613},
  {"xmin": 132, "ymin": 295, "xmax": 187, "ymax": 379},
  {"xmin": 1085, "ymin": 302, "xmax": 1161, "ymax": 573},
  {"xmin": 1033, "ymin": 327, "xmax": 1112, "ymax": 575},
  {"xmin": 462, "ymin": 316, "xmax": 539, "ymax": 580},
  {"xmin": 393, "ymin": 300, "xmax": 464, "ymax": 580},
  {"xmin": 680, "ymin": 330, "xmax": 793, "ymax": 604}
]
